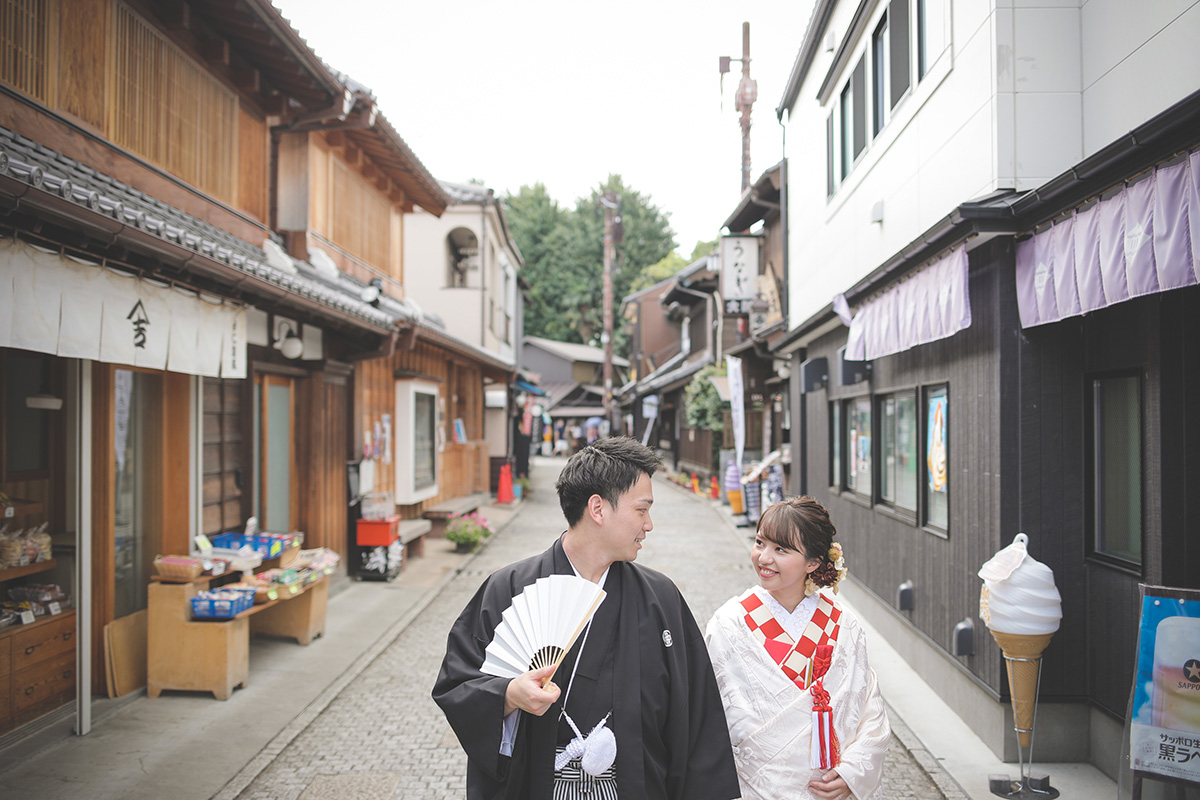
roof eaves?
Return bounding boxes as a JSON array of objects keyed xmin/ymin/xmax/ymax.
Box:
[{"xmin": 777, "ymin": 0, "xmax": 838, "ymax": 119}]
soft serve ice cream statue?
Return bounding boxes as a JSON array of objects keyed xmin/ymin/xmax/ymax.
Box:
[{"xmin": 979, "ymin": 533, "xmax": 1062, "ymax": 747}]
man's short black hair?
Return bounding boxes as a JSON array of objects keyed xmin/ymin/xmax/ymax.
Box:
[{"xmin": 555, "ymin": 436, "xmax": 661, "ymax": 527}]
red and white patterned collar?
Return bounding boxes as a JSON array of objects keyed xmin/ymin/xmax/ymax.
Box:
[{"xmin": 740, "ymin": 590, "xmax": 842, "ymax": 689}]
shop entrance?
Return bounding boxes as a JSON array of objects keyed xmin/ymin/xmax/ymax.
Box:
[{"xmin": 253, "ymin": 374, "xmax": 296, "ymax": 532}]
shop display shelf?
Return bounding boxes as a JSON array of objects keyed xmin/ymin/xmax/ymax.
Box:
[{"xmin": 0, "ymin": 558, "xmax": 57, "ymax": 583}]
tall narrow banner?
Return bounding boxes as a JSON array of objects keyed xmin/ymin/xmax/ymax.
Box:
[
  {"xmin": 1129, "ymin": 585, "xmax": 1200, "ymax": 786},
  {"xmin": 727, "ymin": 356, "xmax": 745, "ymax": 473}
]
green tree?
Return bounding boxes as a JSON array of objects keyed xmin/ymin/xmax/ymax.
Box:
[
  {"xmin": 506, "ymin": 175, "xmax": 676, "ymax": 349},
  {"xmin": 629, "ymin": 239, "xmax": 719, "ymax": 293}
]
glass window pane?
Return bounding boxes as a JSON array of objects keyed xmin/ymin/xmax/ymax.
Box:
[
  {"xmin": 881, "ymin": 397, "xmax": 896, "ymax": 501},
  {"xmin": 873, "ymin": 15, "xmax": 888, "ymax": 136},
  {"xmin": 896, "ymin": 393, "xmax": 918, "ymax": 510},
  {"xmin": 265, "ymin": 382, "xmax": 292, "ymax": 531},
  {"xmin": 4, "ymin": 352, "xmax": 51, "ymax": 474},
  {"xmin": 414, "ymin": 392, "xmax": 436, "ymax": 487},
  {"xmin": 826, "ymin": 114, "xmax": 835, "ymax": 196},
  {"xmin": 1093, "ymin": 377, "xmax": 1141, "ymax": 563},
  {"xmin": 889, "ymin": 0, "xmax": 911, "ymax": 107},
  {"xmin": 114, "ymin": 370, "xmax": 163, "ymax": 619},
  {"xmin": 840, "ymin": 84, "xmax": 852, "ymax": 179},
  {"xmin": 848, "ymin": 396, "xmax": 872, "ymax": 497},
  {"xmin": 852, "ymin": 56, "xmax": 867, "ymax": 157},
  {"xmin": 830, "ymin": 401, "xmax": 841, "ymax": 488},
  {"xmin": 925, "ymin": 387, "xmax": 948, "ymax": 529}
]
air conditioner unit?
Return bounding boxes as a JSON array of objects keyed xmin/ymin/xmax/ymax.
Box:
[
  {"xmin": 799, "ymin": 357, "xmax": 828, "ymax": 394},
  {"xmin": 837, "ymin": 346, "xmax": 871, "ymax": 385}
]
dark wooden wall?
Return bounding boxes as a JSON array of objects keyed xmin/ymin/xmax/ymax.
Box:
[
  {"xmin": 799, "ymin": 240, "xmax": 1200, "ymax": 721},
  {"xmin": 802, "ymin": 243, "xmax": 1012, "ymax": 699}
]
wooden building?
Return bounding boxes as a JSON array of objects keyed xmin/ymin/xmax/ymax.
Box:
[{"xmin": 0, "ymin": 0, "xmax": 447, "ymax": 747}]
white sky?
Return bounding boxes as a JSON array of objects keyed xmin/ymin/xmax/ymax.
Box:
[{"xmin": 272, "ymin": 1, "xmax": 815, "ymax": 256}]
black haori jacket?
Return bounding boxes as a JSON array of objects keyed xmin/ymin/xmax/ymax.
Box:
[{"xmin": 432, "ymin": 536, "xmax": 740, "ymax": 800}]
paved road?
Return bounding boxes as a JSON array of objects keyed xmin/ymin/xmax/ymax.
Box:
[{"xmin": 235, "ymin": 456, "xmax": 946, "ymax": 799}]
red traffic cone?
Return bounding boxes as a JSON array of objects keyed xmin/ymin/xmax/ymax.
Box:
[
  {"xmin": 710, "ymin": 476, "xmax": 720, "ymax": 499},
  {"xmin": 497, "ymin": 464, "xmax": 514, "ymax": 504}
]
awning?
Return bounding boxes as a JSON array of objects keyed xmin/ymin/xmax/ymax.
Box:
[
  {"xmin": 0, "ymin": 237, "xmax": 246, "ymax": 377},
  {"xmin": 1015, "ymin": 149, "xmax": 1200, "ymax": 328},
  {"xmin": 842, "ymin": 244, "xmax": 971, "ymax": 361},
  {"xmin": 514, "ymin": 379, "xmax": 546, "ymax": 396}
]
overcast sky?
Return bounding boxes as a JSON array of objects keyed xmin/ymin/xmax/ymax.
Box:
[{"xmin": 272, "ymin": 1, "xmax": 815, "ymax": 256}]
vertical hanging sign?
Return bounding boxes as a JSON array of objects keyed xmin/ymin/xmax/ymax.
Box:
[
  {"xmin": 727, "ymin": 356, "xmax": 745, "ymax": 472},
  {"xmin": 720, "ymin": 235, "xmax": 759, "ymax": 315}
]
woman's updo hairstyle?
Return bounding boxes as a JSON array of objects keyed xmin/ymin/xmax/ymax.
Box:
[{"xmin": 756, "ymin": 496, "xmax": 844, "ymax": 589}]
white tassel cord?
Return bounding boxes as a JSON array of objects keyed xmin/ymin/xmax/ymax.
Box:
[{"xmin": 555, "ymin": 710, "xmax": 617, "ymax": 776}]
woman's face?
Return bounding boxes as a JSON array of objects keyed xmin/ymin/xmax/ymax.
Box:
[{"xmin": 751, "ymin": 529, "xmax": 821, "ymax": 611}]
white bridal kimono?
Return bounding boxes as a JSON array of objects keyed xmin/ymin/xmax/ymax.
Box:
[{"xmin": 705, "ymin": 588, "xmax": 891, "ymax": 800}]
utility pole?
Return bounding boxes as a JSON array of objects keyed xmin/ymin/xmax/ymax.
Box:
[
  {"xmin": 720, "ymin": 22, "xmax": 757, "ymax": 193},
  {"xmin": 600, "ymin": 191, "xmax": 619, "ymax": 434}
]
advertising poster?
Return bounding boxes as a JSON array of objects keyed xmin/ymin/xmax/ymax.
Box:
[
  {"xmin": 1129, "ymin": 585, "xmax": 1200, "ymax": 785},
  {"xmin": 927, "ymin": 395, "xmax": 948, "ymax": 493}
]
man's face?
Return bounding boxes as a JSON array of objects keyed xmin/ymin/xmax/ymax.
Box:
[{"xmin": 598, "ymin": 472, "xmax": 654, "ymax": 563}]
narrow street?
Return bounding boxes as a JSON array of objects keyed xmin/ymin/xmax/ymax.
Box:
[{"xmin": 230, "ymin": 455, "xmax": 948, "ymax": 800}]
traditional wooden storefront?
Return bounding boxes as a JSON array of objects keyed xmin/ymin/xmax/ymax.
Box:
[{"xmin": 354, "ymin": 322, "xmax": 514, "ymax": 523}]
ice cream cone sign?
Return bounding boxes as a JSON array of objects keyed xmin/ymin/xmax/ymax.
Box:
[{"xmin": 979, "ymin": 533, "xmax": 1062, "ymax": 747}]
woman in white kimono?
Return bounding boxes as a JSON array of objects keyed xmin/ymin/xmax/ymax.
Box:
[{"xmin": 705, "ymin": 497, "xmax": 891, "ymax": 800}]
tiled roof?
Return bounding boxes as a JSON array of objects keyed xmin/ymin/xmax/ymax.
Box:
[
  {"xmin": 0, "ymin": 125, "xmax": 395, "ymax": 330},
  {"xmin": 523, "ymin": 335, "xmax": 630, "ymax": 367}
]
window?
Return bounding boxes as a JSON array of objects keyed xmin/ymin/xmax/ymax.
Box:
[
  {"xmin": 872, "ymin": 15, "xmax": 890, "ymax": 137},
  {"xmin": 851, "ymin": 56, "xmax": 866, "ymax": 161},
  {"xmin": 880, "ymin": 392, "xmax": 917, "ymax": 511},
  {"xmin": 826, "ymin": 113, "xmax": 836, "ymax": 196},
  {"xmin": 414, "ymin": 392, "xmax": 436, "ymax": 488},
  {"xmin": 113, "ymin": 369, "xmax": 164, "ymax": 618},
  {"xmin": 0, "ymin": 0, "xmax": 53, "ymax": 104},
  {"xmin": 839, "ymin": 83, "xmax": 853, "ymax": 180},
  {"xmin": 830, "ymin": 401, "xmax": 842, "ymax": 487},
  {"xmin": 112, "ymin": 3, "xmax": 237, "ymax": 204},
  {"xmin": 3, "ymin": 350, "xmax": 52, "ymax": 478},
  {"xmin": 889, "ymin": 0, "xmax": 911, "ymax": 108},
  {"xmin": 923, "ymin": 386, "xmax": 948, "ymax": 529},
  {"xmin": 918, "ymin": 0, "xmax": 947, "ymax": 80},
  {"xmin": 847, "ymin": 396, "xmax": 872, "ymax": 497},
  {"xmin": 396, "ymin": 379, "xmax": 440, "ymax": 503},
  {"xmin": 1089, "ymin": 375, "xmax": 1141, "ymax": 565}
]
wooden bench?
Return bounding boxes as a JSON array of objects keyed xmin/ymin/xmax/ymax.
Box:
[
  {"xmin": 398, "ymin": 519, "xmax": 432, "ymax": 559},
  {"xmin": 422, "ymin": 492, "xmax": 492, "ymax": 537}
]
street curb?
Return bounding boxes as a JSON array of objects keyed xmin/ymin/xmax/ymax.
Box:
[
  {"xmin": 211, "ymin": 499, "xmax": 530, "ymax": 800},
  {"xmin": 665, "ymin": 476, "xmax": 970, "ymax": 800}
]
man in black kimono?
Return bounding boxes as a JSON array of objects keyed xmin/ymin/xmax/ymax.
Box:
[{"xmin": 433, "ymin": 437, "xmax": 740, "ymax": 800}]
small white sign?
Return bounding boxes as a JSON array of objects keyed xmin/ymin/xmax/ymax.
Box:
[
  {"xmin": 48, "ymin": 601, "xmax": 62, "ymax": 615},
  {"xmin": 19, "ymin": 610, "xmax": 35, "ymax": 625}
]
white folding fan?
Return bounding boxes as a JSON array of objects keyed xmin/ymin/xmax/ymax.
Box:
[{"xmin": 481, "ymin": 574, "xmax": 607, "ymax": 681}]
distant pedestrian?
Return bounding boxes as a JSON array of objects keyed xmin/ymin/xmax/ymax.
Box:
[
  {"xmin": 705, "ymin": 497, "xmax": 890, "ymax": 800},
  {"xmin": 433, "ymin": 437, "xmax": 740, "ymax": 800}
]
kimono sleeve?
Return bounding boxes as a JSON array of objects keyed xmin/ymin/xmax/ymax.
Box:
[
  {"xmin": 673, "ymin": 596, "xmax": 742, "ymax": 799},
  {"xmin": 432, "ymin": 577, "xmax": 515, "ymax": 782},
  {"xmin": 831, "ymin": 621, "xmax": 891, "ymax": 800}
]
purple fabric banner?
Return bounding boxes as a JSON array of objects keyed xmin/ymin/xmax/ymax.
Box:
[
  {"xmin": 844, "ymin": 245, "xmax": 971, "ymax": 361},
  {"xmin": 1015, "ymin": 154, "xmax": 1199, "ymax": 327}
]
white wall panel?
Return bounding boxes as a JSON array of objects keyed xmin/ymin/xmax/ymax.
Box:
[
  {"xmin": 1015, "ymin": 92, "xmax": 1083, "ymax": 187},
  {"xmin": 1014, "ymin": 7, "xmax": 1081, "ymax": 93},
  {"xmin": 1082, "ymin": 2, "xmax": 1200, "ymax": 156}
]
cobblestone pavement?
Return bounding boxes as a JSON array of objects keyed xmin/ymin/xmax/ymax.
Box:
[{"xmin": 234, "ymin": 456, "xmax": 947, "ymax": 799}]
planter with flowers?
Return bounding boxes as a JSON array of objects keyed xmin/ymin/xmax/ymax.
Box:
[{"xmin": 445, "ymin": 512, "xmax": 494, "ymax": 553}]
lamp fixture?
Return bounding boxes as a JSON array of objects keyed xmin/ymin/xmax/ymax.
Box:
[
  {"xmin": 273, "ymin": 320, "xmax": 304, "ymax": 360},
  {"xmin": 360, "ymin": 277, "xmax": 383, "ymax": 306}
]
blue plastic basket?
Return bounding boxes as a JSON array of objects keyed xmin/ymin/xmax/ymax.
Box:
[
  {"xmin": 210, "ymin": 533, "xmax": 283, "ymax": 559},
  {"xmin": 191, "ymin": 588, "xmax": 255, "ymax": 619}
]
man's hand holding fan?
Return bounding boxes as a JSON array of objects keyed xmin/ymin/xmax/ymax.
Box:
[{"xmin": 481, "ymin": 574, "xmax": 607, "ymax": 716}]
